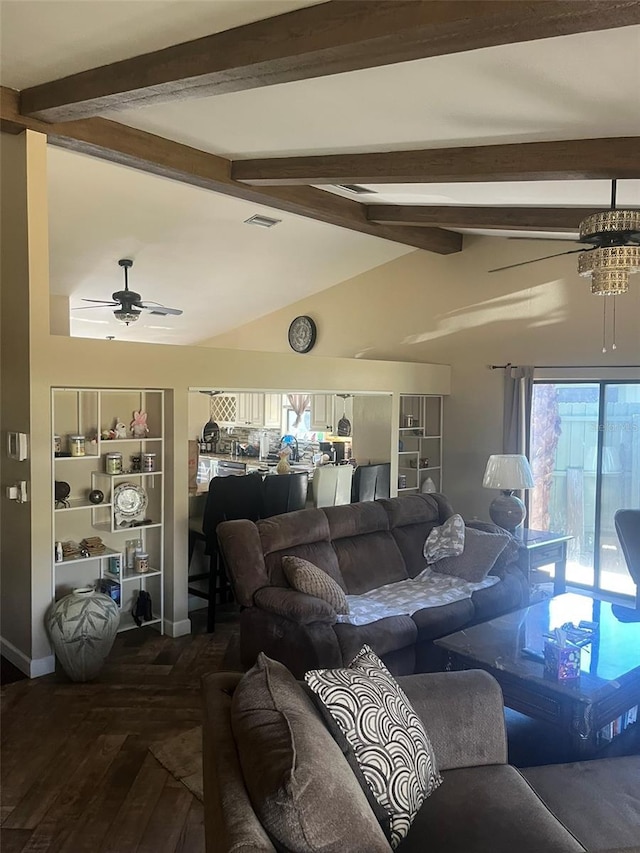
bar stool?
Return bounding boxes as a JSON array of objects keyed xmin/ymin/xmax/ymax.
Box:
[
  {"xmin": 312, "ymin": 465, "xmax": 353, "ymax": 508},
  {"xmin": 190, "ymin": 474, "xmax": 263, "ymax": 631},
  {"xmin": 262, "ymin": 471, "xmax": 309, "ymax": 517},
  {"xmin": 351, "ymin": 463, "xmax": 391, "ymax": 503}
]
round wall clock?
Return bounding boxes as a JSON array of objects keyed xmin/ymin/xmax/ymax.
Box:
[{"xmin": 287, "ymin": 315, "xmax": 317, "ymax": 353}]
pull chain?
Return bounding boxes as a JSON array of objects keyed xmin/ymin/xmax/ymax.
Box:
[
  {"xmin": 602, "ymin": 298, "xmax": 607, "ymax": 353},
  {"xmin": 612, "ymin": 296, "xmax": 617, "ymax": 351}
]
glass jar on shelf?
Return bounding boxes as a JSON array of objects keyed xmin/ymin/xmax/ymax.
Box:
[
  {"xmin": 105, "ymin": 452, "xmax": 123, "ymax": 474},
  {"xmin": 69, "ymin": 435, "xmax": 85, "ymax": 457}
]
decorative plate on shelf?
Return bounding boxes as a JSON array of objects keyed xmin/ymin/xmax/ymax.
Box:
[
  {"xmin": 287, "ymin": 315, "xmax": 317, "ymax": 353},
  {"xmin": 113, "ymin": 482, "xmax": 148, "ymax": 527}
]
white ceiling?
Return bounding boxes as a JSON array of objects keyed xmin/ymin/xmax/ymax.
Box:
[
  {"xmin": 48, "ymin": 147, "xmax": 410, "ymax": 345},
  {"xmin": 2, "ymin": 2, "xmax": 639, "ymax": 343},
  {"xmin": 109, "ymin": 26, "xmax": 640, "ymax": 157}
]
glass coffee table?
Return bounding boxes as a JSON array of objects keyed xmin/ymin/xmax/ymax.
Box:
[{"xmin": 435, "ymin": 593, "xmax": 640, "ymax": 758}]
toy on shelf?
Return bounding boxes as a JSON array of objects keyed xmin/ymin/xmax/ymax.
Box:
[
  {"xmin": 113, "ymin": 419, "xmax": 128, "ymax": 439},
  {"xmin": 130, "ymin": 410, "xmax": 149, "ymax": 438}
]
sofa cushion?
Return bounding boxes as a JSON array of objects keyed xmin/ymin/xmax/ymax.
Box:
[
  {"xmin": 423, "ymin": 513, "xmax": 465, "ymax": 564},
  {"xmin": 231, "ymin": 653, "xmax": 390, "ymax": 853},
  {"xmin": 381, "ymin": 494, "xmax": 453, "ymax": 578},
  {"xmin": 432, "ymin": 526, "xmax": 510, "ymax": 582},
  {"xmin": 334, "ymin": 614, "xmax": 418, "ymax": 665},
  {"xmin": 401, "ymin": 764, "xmax": 585, "ymax": 853},
  {"xmin": 522, "ymin": 756, "xmax": 640, "ymax": 851},
  {"xmin": 470, "ymin": 566, "xmax": 528, "ymax": 622},
  {"xmin": 325, "ymin": 502, "xmax": 408, "ymax": 594},
  {"xmin": 306, "ymin": 645, "xmax": 441, "ymax": 850},
  {"xmin": 282, "ymin": 555, "xmax": 349, "ymax": 614},
  {"xmin": 258, "ymin": 509, "xmax": 348, "ymax": 590}
]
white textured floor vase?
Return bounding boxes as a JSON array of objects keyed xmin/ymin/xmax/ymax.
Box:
[{"xmin": 46, "ymin": 587, "xmax": 119, "ymax": 681}]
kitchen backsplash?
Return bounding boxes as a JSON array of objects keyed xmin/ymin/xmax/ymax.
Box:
[{"xmin": 217, "ymin": 427, "xmax": 319, "ymax": 462}]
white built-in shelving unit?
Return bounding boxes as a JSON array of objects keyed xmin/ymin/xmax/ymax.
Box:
[
  {"xmin": 396, "ymin": 395, "xmax": 443, "ymax": 494},
  {"xmin": 51, "ymin": 388, "xmax": 164, "ymax": 633}
]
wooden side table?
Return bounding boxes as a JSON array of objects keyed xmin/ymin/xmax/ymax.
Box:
[{"xmin": 515, "ymin": 529, "xmax": 573, "ymax": 596}]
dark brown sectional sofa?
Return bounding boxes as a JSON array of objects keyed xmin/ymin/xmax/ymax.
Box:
[{"xmin": 217, "ymin": 493, "xmax": 529, "ymax": 677}]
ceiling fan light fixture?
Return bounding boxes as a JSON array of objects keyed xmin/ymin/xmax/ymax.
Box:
[
  {"xmin": 577, "ymin": 245, "xmax": 640, "ymax": 278},
  {"xmin": 590, "ymin": 269, "xmax": 630, "ymax": 296},
  {"xmin": 579, "ymin": 209, "xmax": 640, "ymax": 242},
  {"xmin": 114, "ymin": 309, "xmax": 141, "ymax": 325}
]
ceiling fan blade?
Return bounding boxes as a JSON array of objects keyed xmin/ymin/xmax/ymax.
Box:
[
  {"xmin": 81, "ymin": 298, "xmax": 119, "ymax": 305},
  {"xmin": 138, "ymin": 303, "xmax": 183, "ymax": 316},
  {"xmin": 488, "ymin": 248, "xmax": 588, "ymax": 273},
  {"xmin": 74, "ymin": 303, "xmax": 119, "ymax": 310}
]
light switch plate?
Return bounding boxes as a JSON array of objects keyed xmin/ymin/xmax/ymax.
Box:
[{"xmin": 7, "ymin": 432, "xmax": 28, "ymax": 460}]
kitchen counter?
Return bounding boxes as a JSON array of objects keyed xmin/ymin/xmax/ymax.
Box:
[{"xmin": 194, "ymin": 452, "xmax": 315, "ymax": 493}]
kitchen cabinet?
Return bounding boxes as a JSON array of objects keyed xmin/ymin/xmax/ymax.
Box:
[
  {"xmin": 310, "ymin": 394, "xmax": 335, "ymax": 432},
  {"xmin": 263, "ymin": 394, "xmax": 283, "ymax": 429},
  {"xmin": 51, "ymin": 387, "xmax": 164, "ymax": 634},
  {"xmin": 396, "ymin": 395, "xmax": 442, "ymax": 494},
  {"xmin": 310, "ymin": 395, "xmax": 353, "ymax": 434},
  {"xmin": 210, "ymin": 394, "xmax": 237, "ymax": 427},
  {"xmin": 236, "ymin": 393, "xmax": 264, "ymax": 427}
]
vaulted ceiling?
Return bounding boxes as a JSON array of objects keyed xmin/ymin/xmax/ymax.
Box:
[{"xmin": 1, "ymin": 0, "xmax": 639, "ymax": 343}]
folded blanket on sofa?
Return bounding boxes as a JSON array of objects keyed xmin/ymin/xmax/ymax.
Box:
[{"xmin": 337, "ymin": 567, "xmax": 499, "ymax": 626}]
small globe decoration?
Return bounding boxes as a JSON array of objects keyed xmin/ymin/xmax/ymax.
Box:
[{"xmin": 89, "ymin": 489, "xmax": 104, "ymax": 505}]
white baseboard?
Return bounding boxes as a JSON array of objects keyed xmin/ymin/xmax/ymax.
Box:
[
  {"xmin": 0, "ymin": 636, "xmax": 55, "ymax": 678},
  {"xmin": 164, "ymin": 618, "xmax": 192, "ymax": 638}
]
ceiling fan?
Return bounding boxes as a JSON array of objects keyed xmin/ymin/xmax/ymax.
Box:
[
  {"xmin": 75, "ymin": 259, "xmax": 183, "ymax": 325},
  {"xmin": 488, "ymin": 180, "xmax": 640, "ymax": 278}
]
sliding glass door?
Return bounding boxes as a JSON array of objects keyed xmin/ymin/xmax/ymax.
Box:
[{"xmin": 529, "ymin": 381, "xmax": 640, "ymax": 597}]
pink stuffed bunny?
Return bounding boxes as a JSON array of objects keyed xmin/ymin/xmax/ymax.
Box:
[{"xmin": 131, "ymin": 410, "xmax": 149, "ymax": 438}]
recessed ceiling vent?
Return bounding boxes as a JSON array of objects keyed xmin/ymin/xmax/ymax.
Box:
[
  {"xmin": 336, "ymin": 184, "xmax": 376, "ymax": 195},
  {"xmin": 244, "ymin": 214, "xmax": 282, "ymax": 228}
]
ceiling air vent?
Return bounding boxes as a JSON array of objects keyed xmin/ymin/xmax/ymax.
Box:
[
  {"xmin": 244, "ymin": 214, "xmax": 282, "ymax": 228},
  {"xmin": 336, "ymin": 184, "xmax": 376, "ymax": 195}
]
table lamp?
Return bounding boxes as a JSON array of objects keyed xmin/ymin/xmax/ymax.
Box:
[{"xmin": 482, "ymin": 454, "xmax": 535, "ymax": 533}]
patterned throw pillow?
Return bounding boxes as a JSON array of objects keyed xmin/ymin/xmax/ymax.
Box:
[
  {"xmin": 432, "ymin": 526, "xmax": 509, "ymax": 582},
  {"xmin": 282, "ymin": 555, "xmax": 349, "ymax": 615},
  {"xmin": 305, "ymin": 646, "xmax": 442, "ymax": 849},
  {"xmin": 423, "ymin": 513, "xmax": 465, "ymax": 564}
]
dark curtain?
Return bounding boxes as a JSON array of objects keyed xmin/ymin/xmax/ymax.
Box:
[{"xmin": 503, "ymin": 366, "xmax": 534, "ymax": 455}]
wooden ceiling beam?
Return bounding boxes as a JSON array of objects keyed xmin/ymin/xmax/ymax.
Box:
[
  {"xmin": 20, "ymin": 1, "xmax": 640, "ymax": 122},
  {"xmin": 366, "ymin": 205, "xmax": 628, "ymax": 231},
  {"xmin": 0, "ymin": 87, "xmax": 461, "ymax": 255},
  {"xmin": 233, "ymin": 137, "xmax": 640, "ymax": 186}
]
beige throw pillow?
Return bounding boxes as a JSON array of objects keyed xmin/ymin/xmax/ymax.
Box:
[{"xmin": 282, "ymin": 555, "xmax": 350, "ymax": 615}]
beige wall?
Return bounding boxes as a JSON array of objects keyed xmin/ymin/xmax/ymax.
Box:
[
  {"xmin": 202, "ymin": 236, "xmax": 640, "ymax": 519},
  {"xmin": 1, "ymin": 132, "xmax": 35, "ymax": 665}
]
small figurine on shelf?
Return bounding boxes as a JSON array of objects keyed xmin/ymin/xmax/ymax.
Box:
[
  {"xmin": 113, "ymin": 418, "xmax": 128, "ymax": 439},
  {"xmin": 130, "ymin": 410, "xmax": 149, "ymax": 438}
]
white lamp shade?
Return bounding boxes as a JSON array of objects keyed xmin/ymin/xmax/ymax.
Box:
[{"xmin": 483, "ymin": 454, "xmax": 535, "ymax": 490}]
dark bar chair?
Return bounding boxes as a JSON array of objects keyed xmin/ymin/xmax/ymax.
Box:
[
  {"xmin": 189, "ymin": 474, "xmax": 264, "ymax": 631},
  {"xmin": 614, "ymin": 509, "xmax": 640, "ymax": 610},
  {"xmin": 351, "ymin": 463, "xmax": 391, "ymax": 503},
  {"xmin": 262, "ymin": 472, "xmax": 309, "ymax": 517}
]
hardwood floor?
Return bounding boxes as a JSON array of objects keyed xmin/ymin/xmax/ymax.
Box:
[{"xmin": 1, "ymin": 609, "xmax": 239, "ymax": 853}]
